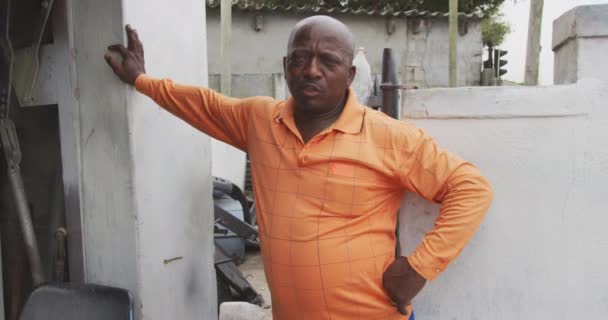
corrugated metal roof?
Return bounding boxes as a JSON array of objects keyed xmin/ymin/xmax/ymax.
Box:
[{"xmin": 206, "ymin": 1, "xmax": 484, "ymax": 19}]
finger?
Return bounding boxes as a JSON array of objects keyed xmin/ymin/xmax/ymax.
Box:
[
  {"xmin": 397, "ymin": 304, "xmax": 407, "ymax": 315},
  {"xmin": 130, "ymin": 25, "xmax": 144, "ymax": 55},
  {"xmin": 104, "ymin": 53, "xmax": 122, "ymax": 74},
  {"xmin": 397, "ymin": 302, "xmax": 411, "ymax": 316},
  {"xmin": 107, "ymin": 44, "xmax": 128, "ymax": 57},
  {"xmin": 126, "ymin": 24, "xmax": 143, "ymax": 53}
]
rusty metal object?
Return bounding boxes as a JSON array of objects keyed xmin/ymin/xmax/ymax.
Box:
[
  {"xmin": 215, "ymin": 246, "xmax": 264, "ymax": 307},
  {"xmin": 53, "ymin": 227, "xmax": 67, "ymax": 282},
  {"xmin": 1, "ymin": 0, "xmax": 44, "ymax": 287}
]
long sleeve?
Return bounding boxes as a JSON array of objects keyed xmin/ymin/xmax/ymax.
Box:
[
  {"xmin": 397, "ymin": 128, "xmax": 494, "ymax": 281},
  {"xmin": 135, "ymin": 74, "xmax": 255, "ymax": 151}
]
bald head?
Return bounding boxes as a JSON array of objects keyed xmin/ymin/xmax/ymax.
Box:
[
  {"xmin": 283, "ymin": 15, "xmax": 357, "ymax": 115},
  {"xmin": 287, "ymin": 16, "xmax": 355, "ymax": 63}
]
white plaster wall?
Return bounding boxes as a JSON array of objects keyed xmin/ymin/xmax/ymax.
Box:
[
  {"xmin": 211, "ymin": 139, "xmax": 246, "ymax": 188},
  {"xmin": 71, "ymin": 0, "xmax": 140, "ymax": 295},
  {"xmin": 206, "ymin": 10, "xmax": 482, "ymax": 87},
  {"xmin": 553, "ymin": 36, "xmax": 608, "ymax": 85},
  {"xmin": 421, "ymin": 19, "xmax": 482, "ymax": 87},
  {"xmin": 577, "ymin": 37, "xmax": 608, "ymax": 83},
  {"xmin": 553, "ymin": 40, "xmax": 578, "ymax": 84},
  {"xmin": 70, "ymin": 0, "xmax": 215, "ymax": 319},
  {"xmin": 124, "ymin": 0, "xmax": 217, "ymax": 319},
  {"xmin": 398, "ymin": 79, "xmax": 608, "ymax": 319}
]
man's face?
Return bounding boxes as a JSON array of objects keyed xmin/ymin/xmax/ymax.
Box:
[{"xmin": 284, "ymin": 24, "xmax": 355, "ymax": 114}]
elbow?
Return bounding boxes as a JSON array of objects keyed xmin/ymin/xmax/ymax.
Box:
[
  {"xmin": 451, "ymin": 163, "xmax": 494, "ymax": 210},
  {"xmin": 475, "ymin": 173, "xmax": 494, "ymax": 213}
]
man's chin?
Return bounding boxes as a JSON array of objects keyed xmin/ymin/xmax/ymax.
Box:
[{"xmin": 293, "ymin": 95, "xmax": 323, "ymax": 110}]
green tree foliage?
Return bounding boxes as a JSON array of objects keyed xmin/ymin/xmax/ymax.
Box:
[
  {"xmin": 239, "ymin": 0, "xmax": 513, "ymax": 47},
  {"xmin": 244, "ymin": 0, "xmax": 506, "ymax": 14},
  {"xmin": 481, "ymin": 13, "xmax": 511, "ymax": 47}
]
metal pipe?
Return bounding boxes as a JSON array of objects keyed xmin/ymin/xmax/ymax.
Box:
[
  {"xmin": 380, "ymin": 48, "xmax": 402, "ymax": 257},
  {"xmin": 381, "ymin": 48, "xmax": 398, "ymax": 86},
  {"xmin": 8, "ymin": 167, "xmax": 45, "ymax": 286},
  {"xmin": 380, "ymin": 48, "xmax": 399, "ymax": 120},
  {"xmin": 1, "ymin": 121, "xmax": 45, "ymax": 286},
  {"xmin": 1, "ymin": 0, "xmax": 45, "ymax": 287}
]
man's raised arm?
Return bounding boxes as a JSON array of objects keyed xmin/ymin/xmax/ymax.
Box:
[
  {"xmin": 383, "ymin": 125, "xmax": 494, "ymax": 315},
  {"xmin": 104, "ymin": 25, "xmax": 251, "ymax": 151}
]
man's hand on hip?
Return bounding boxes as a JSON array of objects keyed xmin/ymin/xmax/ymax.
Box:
[
  {"xmin": 383, "ymin": 256, "xmax": 427, "ymax": 315},
  {"xmin": 105, "ymin": 25, "xmax": 146, "ymax": 85}
]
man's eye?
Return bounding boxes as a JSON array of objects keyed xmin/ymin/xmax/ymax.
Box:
[
  {"xmin": 290, "ymin": 54, "xmax": 308, "ymax": 65},
  {"xmin": 324, "ymin": 59, "xmax": 338, "ymax": 66},
  {"xmin": 321, "ymin": 55, "xmax": 341, "ymax": 67}
]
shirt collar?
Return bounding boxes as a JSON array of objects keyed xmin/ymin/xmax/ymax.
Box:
[{"xmin": 273, "ymin": 88, "xmax": 365, "ymax": 135}]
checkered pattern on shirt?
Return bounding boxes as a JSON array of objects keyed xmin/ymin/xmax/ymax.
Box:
[{"xmin": 135, "ymin": 75, "xmax": 491, "ymax": 320}]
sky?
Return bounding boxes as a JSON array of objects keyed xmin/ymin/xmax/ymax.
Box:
[{"xmin": 500, "ymin": 0, "xmax": 607, "ymax": 84}]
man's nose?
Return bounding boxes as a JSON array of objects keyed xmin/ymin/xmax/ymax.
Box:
[{"xmin": 303, "ymin": 56, "xmax": 322, "ymax": 79}]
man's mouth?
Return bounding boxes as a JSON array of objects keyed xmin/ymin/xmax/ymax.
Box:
[{"xmin": 298, "ymin": 83, "xmax": 321, "ymax": 97}]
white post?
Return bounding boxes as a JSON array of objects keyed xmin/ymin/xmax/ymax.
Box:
[
  {"xmin": 524, "ymin": 0, "xmax": 544, "ymax": 85},
  {"xmin": 220, "ymin": 0, "xmax": 232, "ymax": 95},
  {"xmin": 449, "ymin": 0, "xmax": 458, "ymax": 87}
]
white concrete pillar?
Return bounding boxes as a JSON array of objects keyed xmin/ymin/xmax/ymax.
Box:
[
  {"xmin": 67, "ymin": 0, "xmax": 216, "ymax": 319},
  {"xmin": 553, "ymin": 4, "xmax": 608, "ymax": 84}
]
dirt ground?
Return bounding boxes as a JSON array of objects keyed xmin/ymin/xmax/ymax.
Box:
[{"xmin": 238, "ymin": 250, "xmax": 273, "ymax": 318}]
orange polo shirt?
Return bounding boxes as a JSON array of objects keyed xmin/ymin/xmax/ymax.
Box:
[{"xmin": 135, "ymin": 75, "xmax": 493, "ymax": 320}]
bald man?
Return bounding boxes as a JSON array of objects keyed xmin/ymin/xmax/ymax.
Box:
[{"xmin": 105, "ymin": 17, "xmax": 493, "ymax": 320}]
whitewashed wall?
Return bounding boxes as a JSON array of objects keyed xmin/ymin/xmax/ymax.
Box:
[
  {"xmin": 67, "ymin": 0, "xmax": 216, "ymax": 319},
  {"xmin": 206, "ymin": 10, "xmax": 483, "ymax": 87},
  {"xmin": 398, "ymin": 80, "xmax": 608, "ymax": 320}
]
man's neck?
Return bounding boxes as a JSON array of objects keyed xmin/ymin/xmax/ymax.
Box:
[{"xmin": 294, "ymin": 93, "xmax": 347, "ymax": 143}]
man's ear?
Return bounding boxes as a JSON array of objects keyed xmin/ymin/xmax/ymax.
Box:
[
  {"xmin": 283, "ymin": 56, "xmax": 287, "ymax": 79},
  {"xmin": 347, "ymin": 65, "xmax": 357, "ymax": 86}
]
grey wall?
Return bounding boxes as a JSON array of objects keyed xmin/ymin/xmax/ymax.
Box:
[{"xmin": 206, "ymin": 10, "xmax": 483, "ymax": 88}]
